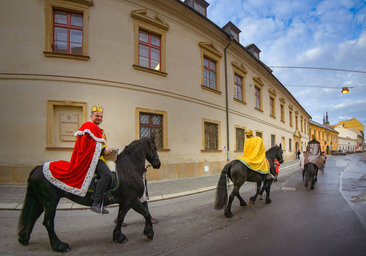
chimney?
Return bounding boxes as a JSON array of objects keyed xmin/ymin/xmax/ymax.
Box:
[
  {"xmin": 246, "ymin": 44, "xmax": 261, "ymax": 60},
  {"xmin": 184, "ymin": 0, "xmax": 210, "ymax": 17},
  {"xmin": 222, "ymin": 21, "xmax": 241, "ymax": 42}
]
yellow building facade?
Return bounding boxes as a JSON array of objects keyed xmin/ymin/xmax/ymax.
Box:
[
  {"xmin": 309, "ymin": 120, "xmax": 339, "ymax": 154},
  {"xmin": 0, "ymin": 0, "xmax": 311, "ymax": 184}
]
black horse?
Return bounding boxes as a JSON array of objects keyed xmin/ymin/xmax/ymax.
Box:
[
  {"xmin": 18, "ymin": 136, "xmax": 161, "ymax": 252},
  {"xmin": 304, "ymin": 162, "xmax": 318, "ymax": 189},
  {"xmin": 215, "ymin": 145, "xmax": 283, "ymax": 218}
]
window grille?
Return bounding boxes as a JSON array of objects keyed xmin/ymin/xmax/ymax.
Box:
[
  {"xmin": 236, "ymin": 128, "xmax": 245, "ymax": 151},
  {"xmin": 139, "ymin": 112, "xmax": 163, "ymax": 149},
  {"xmin": 204, "ymin": 122, "xmax": 218, "ymax": 150}
]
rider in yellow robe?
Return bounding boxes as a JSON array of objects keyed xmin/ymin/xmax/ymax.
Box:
[{"xmin": 236, "ymin": 130, "xmax": 270, "ymax": 174}]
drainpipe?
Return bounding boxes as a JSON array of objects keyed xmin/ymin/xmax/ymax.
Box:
[{"xmin": 224, "ymin": 36, "xmax": 233, "ymax": 161}]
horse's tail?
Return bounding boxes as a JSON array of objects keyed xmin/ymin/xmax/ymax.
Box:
[
  {"xmin": 214, "ymin": 162, "xmax": 232, "ymax": 210},
  {"xmin": 18, "ymin": 166, "xmax": 43, "ymax": 236}
]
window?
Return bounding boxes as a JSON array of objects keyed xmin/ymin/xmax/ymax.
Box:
[
  {"xmin": 139, "ymin": 112, "xmax": 163, "ymax": 149},
  {"xmin": 289, "ymin": 138, "xmax": 292, "ymax": 152},
  {"xmin": 269, "ymin": 96, "xmax": 275, "ymax": 117},
  {"xmin": 199, "ymin": 42, "xmax": 222, "ymax": 93},
  {"xmin": 46, "ymin": 101, "xmax": 87, "ymax": 148},
  {"xmin": 255, "ymin": 86, "xmax": 261, "ymax": 109},
  {"xmin": 289, "ymin": 110, "xmax": 293, "ymax": 127},
  {"xmin": 280, "ymin": 104, "xmax": 285, "ymax": 122},
  {"xmin": 136, "ymin": 108, "xmax": 168, "ymax": 150},
  {"xmin": 281, "ymin": 136, "xmax": 286, "ymax": 151},
  {"xmin": 301, "ymin": 117, "xmax": 303, "ymax": 132},
  {"xmin": 271, "ymin": 134, "xmax": 276, "ymax": 147},
  {"xmin": 132, "ymin": 10, "xmax": 169, "ymax": 76},
  {"xmin": 193, "ymin": 1, "xmax": 206, "ymax": 16},
  {"xmin": 44, "ymin": 0, "xmax": 91, "ymax": 60},
  {"xmin": 232, "ymin": 62, "xmax": 247, "ymax": 103},
  {"xmin": 53, "ymin": 11, "xmax": 83, "ymax": 55},
  {"xmin": 295, "ymin": 115, "xmax": 298, "ymax": 129},
  {"xmin": 256, "ymin": 131, "xmax": 263, "ymax": 138},
  {"xmin": 202, "ymin": 119, "xmax": 221, "ymax": 151},
  {"xmin": 204, "ymin": 122, "xmax": 218, "ymax": 150},
  {"xmin": 234, "ymin": 74, "xmax": 243, "ymax": 101},
  {"xmin": 236, "ymin": 127, "xmax": 245, "ymax": 151},
  {"xmin": 138, "ymin": 30, "xmax": 161, "ymax": 71},
  {"xmin": 203, "ymin": 56, "xmax": 217, "ymax": 90}
]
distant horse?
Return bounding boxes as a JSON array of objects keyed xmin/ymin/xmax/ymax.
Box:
[
  {"xmin": 18, "ymin": 136, "xmax": 161, "ymax": 252},
  {"xmin": 215, "ymin": 145, "xmax": 283, "ymax": 218},
  {"xmin": 304, "ymin": 162, "xmax": 318, "ymax": 189}
]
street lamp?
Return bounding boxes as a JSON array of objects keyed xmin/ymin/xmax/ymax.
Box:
[{"xmin": 341, "ymin": 87, "xmax": 350, "ymax": 94}]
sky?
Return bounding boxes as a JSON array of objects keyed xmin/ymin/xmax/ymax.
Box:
[{"xmin": 198, "ymin": 0, "xmax": 366, "ymax": 126}]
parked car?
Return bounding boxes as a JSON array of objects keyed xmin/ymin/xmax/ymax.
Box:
[{"xmin": 331, "ymin": 149, "xmax": 346, "ymax": 155}]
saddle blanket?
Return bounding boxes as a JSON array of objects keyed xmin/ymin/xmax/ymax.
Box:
[{"xmin": 236, "ymin": 136, "xmax": 269, "ymax": 174}]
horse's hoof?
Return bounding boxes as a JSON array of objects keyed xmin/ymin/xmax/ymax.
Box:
[
  {"xmin": 113, "ymin": 234, "xmax": 128, "ymax": 243},
  {"xmin": 224, "ymin": 210, "xmax": 233, "ymax": 218},
  {"xmin": 143, "ymin": 226, "xmax": 154, "ymax": 240},
  {"xmin": 311, "ymin": 186, "xmax": 315, "ymax": 190},
  {"xmin": 18, "ymin": 236, "xmax": 30, "ymax": 246},
  {"xmin": 52, "ymin": 242, "xmax": 71, "ymax": 252},
  {"xmin": 240, "ymin": 201, "xmax": 247, "ymax": 207},
  {"xmin": 266, "ymin": 199, "xmax": 272, "ymax": 204}
]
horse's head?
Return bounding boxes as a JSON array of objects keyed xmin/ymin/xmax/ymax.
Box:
[
  {"xmin": 144, "ymin": 135, "xmax": 161, "ymax": 169},
  {"xmin": 275, "ymin": 143, "xmax": 284, "ymax": 164}
]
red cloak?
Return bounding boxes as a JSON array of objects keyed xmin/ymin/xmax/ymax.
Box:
[{"xmin": 43, "ymin": 121, "xmax": 105, "ymax": 197}]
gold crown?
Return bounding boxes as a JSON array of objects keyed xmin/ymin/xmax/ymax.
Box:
[{"xmin": 91, "ymin": 105, "xmax": 103, "ymax": 113}]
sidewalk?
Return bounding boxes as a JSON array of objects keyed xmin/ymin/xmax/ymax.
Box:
[{"xmin": 0, "ymin": 160, "xmax": 299, "ymax": 210}]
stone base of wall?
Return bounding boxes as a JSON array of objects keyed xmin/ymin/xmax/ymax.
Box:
[{"xmin": 0, "ymin": 165, "xmax": 36, "ymax": 184}]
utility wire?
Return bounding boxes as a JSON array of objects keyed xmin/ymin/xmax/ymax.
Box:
[{"xmin": 268, "ymin": 66, "xmax": 366, "ymax": 74}]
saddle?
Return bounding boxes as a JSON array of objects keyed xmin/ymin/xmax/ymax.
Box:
[{"xmin": 88, "ymin": 171, "xmax": 120, "ymax": 194}]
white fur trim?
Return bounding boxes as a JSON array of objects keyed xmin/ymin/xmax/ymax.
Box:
[
  {"xmin": 74, "ymin": 129, "xmax": 105, "ymax": 143},
  {"xmin": 42, "ymin": 141, "xmax": 102, "ymax": 197}
]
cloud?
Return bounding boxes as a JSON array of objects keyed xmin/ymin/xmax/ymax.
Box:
[{"xmin": 197, "ymin": 0, "xmax": 366, "ymax": 126}]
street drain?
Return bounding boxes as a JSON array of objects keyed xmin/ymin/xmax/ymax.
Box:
[{"xmin": 281, "ymin": 186, "xmax": 296, "ymax": 191}]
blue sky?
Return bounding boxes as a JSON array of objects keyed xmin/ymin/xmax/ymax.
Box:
[{"xmin": 197, "ymin": 0, "xmax": 366, "ymax": 126}]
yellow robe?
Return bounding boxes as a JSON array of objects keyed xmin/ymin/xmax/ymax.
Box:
[{"xmin": 236, "ymin": 136, "xmax": 269, "ymax": 174}]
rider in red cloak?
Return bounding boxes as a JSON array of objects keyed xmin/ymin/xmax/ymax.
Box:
[{"xmin": 43, "ymin": 106, "xmax": 113, "ymax": 214}]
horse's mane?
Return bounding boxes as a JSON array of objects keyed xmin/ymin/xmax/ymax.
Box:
[{"xmin": 115, "ymin": 137, "xmax": 150, "ymax": 178}]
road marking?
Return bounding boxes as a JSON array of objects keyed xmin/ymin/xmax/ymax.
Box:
[{"xmin": 281, "ymin": 186, "xmax": 296, "ymax": 191}]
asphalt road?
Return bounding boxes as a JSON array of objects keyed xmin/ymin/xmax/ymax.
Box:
[{"xmin": 1, "ymin": 153, "xmax": 366, "ymax": 256}]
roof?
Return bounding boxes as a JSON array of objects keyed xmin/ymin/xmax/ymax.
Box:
[{"xmin": 309, "ymin": 120, "xmax": 339, "ymax": 133}]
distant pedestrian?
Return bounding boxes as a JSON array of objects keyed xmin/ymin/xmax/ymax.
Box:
[
  {"xmin": 296, "ymin": 150, "xmax": 301, "ymax": 159},
  {"xmin": 320, "ymin": 151, "xmax": 327, "ymax": 172},
  {"xmin": 299, "ymin": 151, "xmax": 305, "ymax": 180},
  {"xmin": 274, "ymin": 159, "xmax": 280, "ymax": 182}
]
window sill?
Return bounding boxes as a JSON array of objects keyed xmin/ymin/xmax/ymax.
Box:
[
  {"xmin": 201, "ymin": 149, "xmax": 222, "ymax": 152},
  {"xmin": 201, "ymin": 85, "xmax": 222, "ymax": 95},
  {"xmin": 133, "ymin": 64, "xmax": 167, "ymax": 77},
  {"xmin": 158, "ymin": 148, "xmax": 171, "ymax": 152},
  {"xmin": 234, "ymin": 150, "xmax": 243, "ymax": 153},
  {"xmin": 43, "ymin": 51, "xmax": 90, "ymax": 61},
  {"xmin": 270, "ymin": 114, "xmax": 276, "ymax": 119},
  {"xmin": 46, "ymin": 146, "xmax": 74, "ymax": 150},
  {"xmin": 281, "ymin": 120, "xmax": 285, "ymax": 123},
  {"xmin": 254, "ymin": 107, "xmax": 263, "ymax": 112},
  {"xmin": 233, "ymin": 98, "xmax": 246, "ymax": 105}
]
